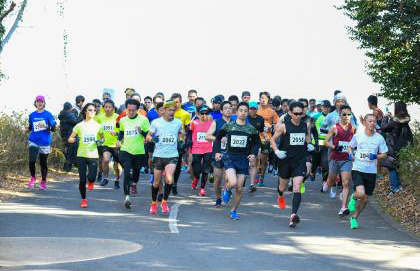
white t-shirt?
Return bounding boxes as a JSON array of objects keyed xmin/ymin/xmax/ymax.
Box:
[
  {"xmin": 149, "ymin": 117, "xmax": 182, "ymax": 158},
  {"xmin": 349, "ymin": 131, "xmax": 388, "ymax": 174}
]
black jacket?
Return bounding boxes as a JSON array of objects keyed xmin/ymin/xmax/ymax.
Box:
[
  {"xmin": 58, "ymin": 109, "xmax": 78, "ymax": 141},
  {"xmin": 381, "ymin": 116, "xmax": 412, "ymax": 158}
]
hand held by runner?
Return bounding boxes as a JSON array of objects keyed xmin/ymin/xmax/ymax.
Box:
[
  {"xmin": 215, "ymin": 153, "xmax": 222, "ymax": 161},
  {"xmin": 307, "ymin": 143, "xmax": 315, "ymax": 152},
  {"xmin": 275, "ymin": 149, "xmax": 287, "ymax": 159}
]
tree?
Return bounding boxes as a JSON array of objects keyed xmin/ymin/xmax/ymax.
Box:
[
  {"xmin": 0, "ymin": 0, "xmax": 27, "ymax": 54},
  {"xmin": 338, "ymin": 0, "xmax": 419, "ymax": 104}
]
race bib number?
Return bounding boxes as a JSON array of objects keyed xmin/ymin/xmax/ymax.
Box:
[
  {"xmin": 230, "ymin": 135, "xmax": 247, "ymax": 148},
  {"xmin": 103, "ymin": 123, "xmax": 114, "ymax": 132},
  {"xmin": 125, "ymin": 129, "xmax": 139, "ymax": 137},
  {"xmin": 197, "ymin": 132, "xmax": 207, "ymax": 142},
  {"xmin": 161, "ymin": 134, "xmax": 176, "ymax": 145},
  {"xmin": 83, "ymin": 134, "xmax": 96, "ymax": 144},
  {"xmin": 358, "ymin": 148, "xmax": 372, "ymax": 162},
  {"xmin": 33, "ymin": 120, "xmax": 47, "ymax": 132},
  {"xmin": 290, "ymin": 133, "xmax": 305, "ymax": 145},
  {"xmin": 338, "ymin": 141, "xmax": 349, "ymax": 153}
]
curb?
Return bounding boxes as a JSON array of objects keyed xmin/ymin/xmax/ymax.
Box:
[{"xmin": 370, "ymin": 195, "xmax": 420, "ymax": 242}]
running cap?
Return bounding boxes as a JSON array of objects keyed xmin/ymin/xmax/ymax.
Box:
[
  {"xmin": 198, "ymin": 105, "xmax": 211, "ymax": 113},
  {"xmin": 334, "ymin": 93, "xmax": 347, "ymax": 104},
  {"xmin": 35, "ymin": 95, "xmax": 45, "ymax": 102},
  {"xmin": 163, "ymin": 101, "xmax": 177, "ymax": 108},
  {"xmin": 321, "ymin": 100, "xmax": 332, "ymax": 107},
  {"xmin": 212, "ymin": 95, "xmax": 224, "ymax": 103},
  {"xmin": 241, "ymin": 91, "xmax": 251, "ymax": 97},
  {"xmin": 249, "ymin": 101, "xmax": 258, "ymax": 109}
]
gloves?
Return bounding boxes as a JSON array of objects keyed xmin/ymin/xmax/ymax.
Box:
[
  {"xmin": 275, "ymin": 150, "xmax": 287, "ymax": 159},
  {"xmin": 335, "ymin": 145, "xmax": 344, "ymax": 152},
  {"xmin": 95, "ymin": 140, "xmax": 105, "ymax": 146},
  {"xmin": 348, "ymin": 154, "xmax": 353, "ymax": 161},
  {"xmin": 369, "ymin": 153, "xmax": 378, "ymax": 160},
  {"xmin": 307, "ymin": 143, "xmax": 315, "ymax": 152},
  {"xmin": 151, "ymin": 134, "xmax": 159, "ymax": 143}
]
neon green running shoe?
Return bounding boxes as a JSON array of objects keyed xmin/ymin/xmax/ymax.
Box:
[
  {"xmin": 300, "ymin": 182, "xmax": 305, "ymax": 194},
  {"xmin": 350, "ymin": 217, "xmax": 359, "ymax": 229},
  {"xmin": 348, "ymin": 193, "xmax": 357, "ymax": 212}
]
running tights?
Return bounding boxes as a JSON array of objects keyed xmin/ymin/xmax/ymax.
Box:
[
  {"xmin": 78, "ymin": 157, "xmax": 98, "ymax": 199},
  {"xmin": 120, "ymin": 151, "xmax": 144, "ymax": 196},
  {"xmin": 29, "ymin": 146, "xmax": 49, "ymax": 181},
  {"xmin": 192, "ymin": 153, "xmax": 212, "ymax": 189}
]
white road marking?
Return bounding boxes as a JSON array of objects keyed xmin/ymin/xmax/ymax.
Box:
[{"xmin": 169, "ymin": 203, "xmax": 180, "ymax": 234}]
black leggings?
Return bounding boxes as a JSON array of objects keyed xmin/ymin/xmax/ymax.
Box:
[
  {"xmin": 192, "ymin": 153, "xmax": 212, "ymax": 188},
  {"xmin": 173, "ymin": 149, "xmax": 184, "ymax": 187},
  {"xmin": 120, "ymin": 151, "xmax": 145, "ymax": 196},
  {"xmin": 311, "ymin": 146, "xmax": 329, "ymax": 175},
  {"xmin": 29, "ymin": 146, "xmax": 49, "ymax": 181},
  {"xmin": 78, "ymin": 157, "xmax": 98, "ymax": 199}
]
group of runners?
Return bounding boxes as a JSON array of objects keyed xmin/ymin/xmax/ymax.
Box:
[{"xmin": 25, "ymin": 89, "xmax": 393, "ymax": 229}]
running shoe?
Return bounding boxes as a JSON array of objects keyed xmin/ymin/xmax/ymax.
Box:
[
  {"xmin": 140, "ymin": 167, "xmax": 145, "ymax": 174},
  {"xmin": 80, "ymin": 199, "xmax": 88, "ymax": 208},
  {"xmin": 114, "ymin": 181, "xmax": 120, "ymax": 189},
  {"xmin": 258, "ymin": 180, "xmax": 265, "ymax": 187},
  {"xmin": 199, "ymin": 188, "xmax": 206, "ymax": 196},
  {"xmin": 348, "ymin": 193, "xmax": 357, "ymax": 212},
  {"xmin": 249, "ymin": 185, "xmax": 257, "ymax": 193},
  {"xmin": 208, "ymin": 173, "xmax": 214, "ymax": 183},
  {"xmin": 149, "ymin": 174, "xmax": 154, "ymax": 184},
  {"xmin": 338, "ymin": 208, "xmax": 350, "ymax": 217},
  {"xmin": 223, "ymin": 188, "xmax": 232, "ymax": 204},
  {"xmin": 87, "ymin": 181, "xmax": 94, "ymax": 191},
  {"xmin": 350, "ymin": 216, "xmax": 359, "ymax": 229},
  {"xmin": 192, "ymin": 177, "xmax": 199, "ymax": 189},
  {"xmin": 130, "ymin": 183, "xmax": 137, "ymax": 195},
  {"xmin": 230, "ymin": 210, "xmax": 240, "ymax": 220},
  {"xmin": 277, "ymin": 195, "xmax": 286, "ymax": 210},
  {"xmin": 96, "ymin": 173, "xmax": 103, "ymax": 183},
  {"xmin": 181, "ymin": 165, "xmax": 188, "ymax": 171},
  {"xmin": 124, "ymin": 195, "xmax": 131, "ymax": 209},
  {"xmin": 172, "ymin": 186, "xmax": 178, "ymax": 196},
  {"xmin": 161, "ymin": 201, "xmax": 170, "ymax": 213},
  {"xmin": 330, "ymin": 186, "xmax": 337, "ymax": 198},
  {"xmin": 157, "ymin": 193, "xmax": 163, "ymax": 202},
  {"xmin": 100, "ymin": 178, "xmax": 109, "ymax": 187},
  {"xmin": 322, "ymin": 181, "xmax": 329, "ymax": 193},
  {"xmin": 40, "ymin": 180, "xmax": 47, "ymax": 190},
  {"xmin": 215, "ymin": 198, "xmax": 222, "ymax": 208},
  {"xmin": 27, "ymin": 177, "xmax": 36, "ymax": 188},
  {"xmin": 300, "ymin": 182, "xmax": 305, "ymax": 194},
  {"xmin": 289, "ymin": 214, "xmax": 300, "ymax": 228},
  {"xmin": 149, "ymin": 202, "xmax": 158, "ymax": 214}
]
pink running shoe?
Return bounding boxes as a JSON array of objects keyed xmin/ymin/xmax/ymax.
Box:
[
  {"xmin": 149, "ymin": 203, "xmax": 158, "ymax": 214},
  {"xmin": 40, "ymin": 180, "xmax": 47, "ymax": 190},
  {"xmin": 199, "ymin": 188, "xmax": 206, "ymax": 196},
  {"xmin": 161, "ymin": 201, "xmax": 170, "ymax": 213},
  {"xmin": 27, "ymin": 177, "xmax": 36, "ymax": 188}
]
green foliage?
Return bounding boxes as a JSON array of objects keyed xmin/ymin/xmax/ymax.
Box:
[
  {"xmin": 398, "ymin": 121, "xmax": 420, "ymax": 199},
  {"xmin": 338, "ymin": 0, "xmax": 420, "ymax": 104},
  {"xmin": 0, "ymin": 111, "xmax": 65, "ymax": 171}
]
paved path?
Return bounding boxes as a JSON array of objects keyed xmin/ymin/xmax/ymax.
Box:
[{"xmin": 1, "ymin": 172, "xmax": 419, "ymax": 271}]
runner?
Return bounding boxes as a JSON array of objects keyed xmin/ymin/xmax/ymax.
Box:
[
  {"xmin": 188, "ymin": 105, "xmax": 213, "ymax": 196},
  {"xmin": 247, "ymin": 101, "xmax": 265, "ymax": 193},
  {"xmin": 228, "ymin": 95, "xmax": 239, "ymax": 118},
  {"xmin": 117, "ymin": 99, "xmax": 150, "ymax": 209},
  {"xmin": 256, "ymin": 91, "xmax": 279, "ymax": 186},
  {"xmin": 144, "ymin": 96, "xmax": 153, "ymax": 112},
  {"xmin": 171, "ymin": 93, "xmax": 191, "ymax": 195},
  {"xmin": 214, "ymin": 102, "xmax": 260, "ymax": 219},
  {"xmin": 117, "ymin": 88, "xmax": 135, "ymax": 114},
  {"xmin": 210, "ymin": 95, "xmax": 224, "ymax": 120},
  {"xmin": 270, "ymin": 101, "xmax": 312, "ymax": 228},
  {"xmin": 68, "ymin": 103, "xmax": 104, "ymax": 208},
  {"xmin": 324, "ymin": 105, "xmax": 355, "ymax": 217},
  {"xmin": 26, "ymin": 95, "xmax": 57, "ymax": 189},
  {"xmin": 147, "ymin": 101, "xmax": 183, "ymax": 214},
  {"xmin": 95, "ymin": 100, "xmax": 121, "ymax": 189},
  {"xmin": 347, "ymin": 114, "xmax": 388, "ymax": 229},
  {"xmin": 241, "ymin": 91, "xmax": 251, "ymax": 103},
  {"xmin": 182, "ymin": 89, "xmax": 198, "ymax": 116},
  {"xmin": 206, "ymin": 101, "xmax": 232, "ymax": 207}
]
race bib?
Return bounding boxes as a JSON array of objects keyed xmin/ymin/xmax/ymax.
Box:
[
  {"xmin": 125, "ymin": 129, "xmax": 139, "ymax": 137},
  {"xmin": 197, "ymin": 132, "xmax": 207, "ymax": 142},
  {"xmin": 357, "ymin": 148, "xmax": 372, "ymax": 162},
  {"xmin": 338, "ymin": 141, "xmax": 350, "ymax": 153},
  {"xmin": 33, "ymin": 120, "xmax": 47, "ymax": 132},
  {"xmin": 83, "ymin": 134, "xmax": 96, "ymax": 144},
  {"xmin": 161, "ymin": 134, "xmax": 176, "ymax": 145},
  {"xmin": 103, "ymin": 123, "xmax": 114, "ymax": 132},
  {"xmin": 290, "ymin": 133, "xmax": 305, "ymax": 145},
  {"xmin": 230, "ymin": 135, "xmax": 247, "ymax": 148}
]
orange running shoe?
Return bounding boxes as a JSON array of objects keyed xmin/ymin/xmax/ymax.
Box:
[
  {"xmin": 149, "ymin": 202, "xmax": 158, "ymax": 214},
  {"xmin": 161, "ymin": 201, "xmax": 170, "ymax": 213},
  {"xmin": 278, "ymin": 195, "xmax": 286, "ymax": 210},
  {"xmin": 80, "ymin": 199, "xmax": 88, "ymax": 208},
  {"xmin": 87, "ymin": 182, "xmax": 94, "ymax": 191}
]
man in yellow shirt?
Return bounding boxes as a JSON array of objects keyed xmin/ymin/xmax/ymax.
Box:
[{"xmin": 171, "ymin": 93, "xmax": 191, "ymax": 195}]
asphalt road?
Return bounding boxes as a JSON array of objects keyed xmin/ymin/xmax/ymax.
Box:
[{"xmin": 1, "ymin": 171, "xmax": 419, "ymax": 271}]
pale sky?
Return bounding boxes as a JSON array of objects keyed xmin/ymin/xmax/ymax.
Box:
[{"xmin": 0, "ymin": 0, "xmax": 418, "ymax": 120}]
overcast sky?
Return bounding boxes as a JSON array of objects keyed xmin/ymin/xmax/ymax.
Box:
[{"xmin": 0, "ymin": 0, "xmax": 418, "ymax": 120}]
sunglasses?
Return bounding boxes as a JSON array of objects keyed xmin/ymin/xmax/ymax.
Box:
[
  {"xmin": 292, "ymin": 112, "xmax": 303, "ymax": 116},
  {"xmin": 87, "ymin": 109, "xmax": 96, "ymax": 112},
  {"xmin": 342, "ymin": 113, "xmax": 352, "ymax": 116},
  {"xmin": 213, "ymin": 101, "xmax": 221, "ymax": 104},
  {"xmin": 200, "ymin": 111, "xmax": 210, "ymax": 115}
]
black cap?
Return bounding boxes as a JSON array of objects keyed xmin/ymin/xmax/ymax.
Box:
[
  {"xmin": 321, "ymin": 100, "xmax": 332, "ymax": 107},
  {"xmin": 241, "ymin": 91, "xmax": 251, "ymax": 97},
  {"xmin": 212, "ymin": 95, "xmax": 224, "ymax": 103},
  {"xmin": 63, "ymin": 102, "xmax": 72, "ymax": 110}
]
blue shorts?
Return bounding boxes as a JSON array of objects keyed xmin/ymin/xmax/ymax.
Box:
[{"xmin": 222, "ymin": 153, "xmax": 249, "ymax": 175}]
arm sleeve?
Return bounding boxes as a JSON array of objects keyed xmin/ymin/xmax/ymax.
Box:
[
  {"xmin": 214, "ymin": 125, "xmax": 227, "ymax": 153},
  {"xmin": 118, "ymin": 121, "xmax": 124, "ymax": 141}
]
